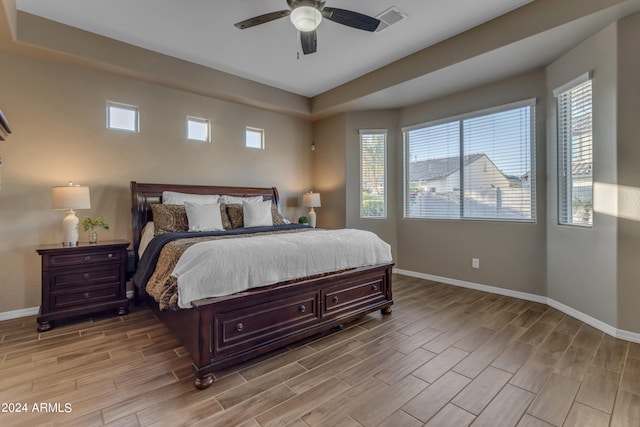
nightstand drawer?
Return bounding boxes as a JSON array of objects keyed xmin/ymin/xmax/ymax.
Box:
[
  {"xmin": 49, "ymin": 265, "xmax": 122, "ymax": 290},
  {"xmin": 47, "ymin": 250, "xmax": 122, "ymax": 268},
  {"xmin": 50, "ymin": 285, "xmax": 121, "ymax": 310}
]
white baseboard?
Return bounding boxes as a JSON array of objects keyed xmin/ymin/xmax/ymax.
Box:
[
  {"xmin": 0, "ymin": 306, "xmax": 39, "ymax": 322},
  {"xmin": 394, "ymin": 268, "xmax": 640, "ymax": 344}
]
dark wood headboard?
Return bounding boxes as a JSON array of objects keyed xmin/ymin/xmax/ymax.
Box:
[{"xmin": 130, "ymin": 181, "xmax": 279, "ymax": 258}]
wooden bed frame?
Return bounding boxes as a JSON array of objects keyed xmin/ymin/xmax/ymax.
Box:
[{"xmin": 130, "ymin": 181, "xmax": 394, "ymax": 389}]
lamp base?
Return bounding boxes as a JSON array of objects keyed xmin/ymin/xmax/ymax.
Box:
[
  {"xmin": 62, "ymin": 210, "xmax": 80, "ymax": 247},
  {"xmin": 308, "ymin": 208, "xmax": 317, "ymax": 228}
]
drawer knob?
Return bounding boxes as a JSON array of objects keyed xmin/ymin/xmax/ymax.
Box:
[
  {"xmin": 333, "ymin": 296, "xmax": 339, "ymax": 303},
  {"xmin": 236, "ymin": 323, "xmax": 244, "ymax": 332},
  {"xmin": 83, "ymin": 273, "xmax": 90, "ymax": 280},
  {"xmin": 83, "ymin": 292, "xmax": 91, "ymax": 299},
  {"xmin": 372, "ymin": 285, "xmax": 378, "ymax": 291},
  {"xmin": 84, "ymin": 256, "xmax": 92, "ymax": 262},
  {"xmin": 299, "ymin": 305, "xmax": 306, "ymax": 313},
  {"xmin": 108, "ymin": 253, "xmax": 114, "ymax": 259}
]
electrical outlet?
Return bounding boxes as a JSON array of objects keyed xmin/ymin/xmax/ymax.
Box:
[{"xmin": 472, "ymin": 258, "xmax": 480, "ymax": 269}]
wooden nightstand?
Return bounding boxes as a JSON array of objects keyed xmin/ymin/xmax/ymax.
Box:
[{"xmin": 36, "ymin": 239, "xmax": 130, "ymax": 332}]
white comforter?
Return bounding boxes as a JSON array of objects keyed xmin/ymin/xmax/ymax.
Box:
[{"xmin": 173, "ymin": 228, "xmax": 392, "ymax": 308}]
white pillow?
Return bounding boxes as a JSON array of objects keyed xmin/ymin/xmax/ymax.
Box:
[
  {"xmin": 184, "ymin": 202, "xmax": 224, "ymax": 232},
  {"xmin": 221, "ymin": 195, "xmax": 263, "ymax": 204},
  {"xmin": 163, "ymin": 191, "xmax": 219, "ymax": 205},
  {"xmin": 138, "ymin": 221, "xmax": 155, "ymax": 257},
  {"xmin": 243, "ymin": 200, "xmax": 273, "ymax": 227}
]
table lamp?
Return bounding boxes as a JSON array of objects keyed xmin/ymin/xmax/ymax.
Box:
[
  {"xmin": 52, "ymin": 182, "xmax": 91, "ymax": 247},
  {"xmin": 303, "ymin": 191, "xmax": 321, "ymax": 228}
]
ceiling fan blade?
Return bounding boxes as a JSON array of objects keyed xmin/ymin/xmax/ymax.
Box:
[
  {"xmin": 322, "ymin": 7, "xmax": 380, "ymax": 32},
  {"xmin": 234, "ymin": 10, "xmax": 290, "ymax": 29},
  {"xmin": 300, "ymin": 30, "xmax": 317, "ymax": 55}
]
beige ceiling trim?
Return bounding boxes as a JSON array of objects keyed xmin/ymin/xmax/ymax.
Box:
[
  {"xmin": 2, "ymin": 0, "xmax": 633, "ymax": 121},
  {"xmin": 1, "ymin": 4, "xmax": 310, "ymax": 118},
  {"xmin": 310, "ymin": 0, "xmax": 628, "ymax": 115}
]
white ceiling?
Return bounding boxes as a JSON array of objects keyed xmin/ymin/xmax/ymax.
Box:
[{"xmin": 15, "ymin": 0, "xmax": 535, "ymax": 97}]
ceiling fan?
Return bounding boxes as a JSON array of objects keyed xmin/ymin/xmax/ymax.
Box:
[{"xmin": 234, "ymin": 0, "xmax": 381, "ymax": 55}]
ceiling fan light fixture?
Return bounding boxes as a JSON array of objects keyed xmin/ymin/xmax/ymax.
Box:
[{"xmin": 290, "ymin": 6, "xmax": 322, "ymax": 32}]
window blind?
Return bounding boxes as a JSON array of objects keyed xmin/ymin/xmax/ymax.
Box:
[
  {"xmin": 557, "ymin": 77, "xmax": 593, "ymax": 227},
  {"xmin": 404, "ymin": 100, "xmax": 536, "ymax": 222},
  {"xmin": 360, "ymin": 130, "xmax": 387, "ymax": 218}
]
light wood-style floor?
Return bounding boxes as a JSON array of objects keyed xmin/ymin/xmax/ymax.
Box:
[{"xmin": 1, "ymin": 274, "xmax": 639, "ymax": 427}]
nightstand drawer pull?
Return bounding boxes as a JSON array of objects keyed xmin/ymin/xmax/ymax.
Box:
[
  {"xmin": 372, "ymin": 285, "xmax": 378, "ymax": 291},
  {"xmin": 83, "ymin": 273, "xmax": 90, "ymax": 280},
  {"xmin": 83, "ymin": 292, "xmax": 91, "ymax": 299},
  {"xmin": 84, "ymin": 256, "xmax": 92, "ymax": 262},
  {"xmin": 333, "ymin": 296, "xmax": 339, "ymax": 303},
  {"xmin": 299, "ymin": 304, "xmax": 306, "ymax": 313},
  {"xmin": 236, "ymin": 323, "xmax": 244, "ymax": 332},
  {"xmin": 107, "ymin": 253, "xmax": 114, "ymax": 259}
]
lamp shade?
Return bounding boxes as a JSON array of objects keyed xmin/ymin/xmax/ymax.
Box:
[
  {"xmin": 303, "ymin": 192, "xmax": 321, "ymax": 208},
  {"xmin": 52, "ymin": 184, "xmax": 91, "ymax": 210},
  {"xmin": 290, "ymin": 6, "xmax": 322, "ymax": 32}
]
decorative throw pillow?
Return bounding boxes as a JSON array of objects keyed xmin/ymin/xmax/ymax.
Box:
[
  {"xmin": 226, "ymin": 204, "xmax": 244, "ymax": 229},
  {"xmin": 162, "ymin": 191, "xmax": 219, "ymax": 205},
  {"xmin": 184, "ymin": 202, "xmax": 224, "ymax": 232},
  {"xmin": 243, "ymin": 200, "xmax": 273, "ymax": 227},
  {"xmin": 219, "ymin": 203, "xmax": 232, "ymax": 230},
  {"xmin": 150, "ymin": 204, "xmax": 189, "ymax": 235},
  {"xmin": 271, "ymin": 204, "xmax": 286, "ymax": 225}
]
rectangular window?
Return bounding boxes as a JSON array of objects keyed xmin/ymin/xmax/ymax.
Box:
[
  {"xmin": 187, "ymin": 116, "xmax": 210, "ymax": 142},
  {"xmin": 360, "ymin": 129, "xmax": 387, "ymax": 218},
  {"xmin": 107, "ymin": 101, "xmax": 139, "ymax": 132},
  {"xmin": 555, "ymin": 73, "xmax": 593, "ymax": 227},
  {"xmin": 246, "ymin": 127, "xmax": 264, "ymax": 149},
  {"xmin": 404, "ymin": 100, "xmax": 536, "ymax": 222}
]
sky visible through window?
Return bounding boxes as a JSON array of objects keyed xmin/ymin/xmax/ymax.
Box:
[{"xmin": 408, "ymin": 108, "xmax": 531, "ymax": 177}]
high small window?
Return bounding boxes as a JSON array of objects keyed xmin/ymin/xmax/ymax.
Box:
[
  {"xmin": 360, "ymin": 129, "xmax": 387, "ymax": 219},
  {"xmin": 555, "ymin": 73, "xmax": 593, "ymax": 227},
  {"xmin": 107, "ymin": 101, "xmax": 139, "ymax": 132},
  {"xmin": 404, "ymin": 99, "xmax": 536, "ymax": 222},
  {"xmin": 187, "ymin": 116, "xmax": 210, "ymax": 142},
  {"xmin": 246, "ymin": 127, "xmax": 265, "ymax": 149}
]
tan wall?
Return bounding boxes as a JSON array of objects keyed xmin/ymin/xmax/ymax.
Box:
[
  {"xmin": 344, "ymin": 110, "xmax": 399, "ymax": 261},
  {"xmin": 616, "ymin": 12, "xmax": 640, "ymax": 332},
  {"xmin": 312, "ymin": 114, "xmax": 347, "ymax": 229},
  {"xmin": 546, "ymin": 23, "xmax": 619, "ymax": 327},
  {"xmin": 397, "ymin": 70, "xmax": 548, "ymax": 296},
  {"xmin": 0, "ymin": 50, "xmax": 312, "ymax": 313}
]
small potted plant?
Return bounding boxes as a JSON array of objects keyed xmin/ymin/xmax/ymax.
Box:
[
  {"xmin": 82, "ymin": 216, "xmax": 110, "ymax": 244},
  {"xmin": 298, "ymin": 216, "xmax": 309, "ymax": 225}
]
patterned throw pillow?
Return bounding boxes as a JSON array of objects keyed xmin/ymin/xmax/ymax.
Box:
[
  {"xmin": 219, "ymin": 203, "xmax": 233, "ymax": 230},
  {"xmin": 226, "ymin": 204, "xmax": 244, "ymax": 228},
  {"xmin": 150, "ymin": 204, "xmax": 189, "ymax": 235},
  {"xmin": 271, "ymin": 204, "xmax": 286, "ymax": 225}
]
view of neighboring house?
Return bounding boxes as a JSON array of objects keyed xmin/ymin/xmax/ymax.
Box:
[
  {"xmin": 569, "ymin": 159, "xmax": 593, "ymax": 225},
  {"xmin": 407, "ymin": 153, "xmax": 532, "ymax": 219}
]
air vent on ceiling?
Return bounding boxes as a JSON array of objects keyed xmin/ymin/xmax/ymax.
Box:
[{"xmin": 375, "ymin": 6, "xmax": 406, "ymax": 33}]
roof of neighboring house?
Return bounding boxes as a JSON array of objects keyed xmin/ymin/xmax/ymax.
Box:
[
  {"xmin": 409, "ymin": 153, "xmax": 486, "ymax": 181},
  {"xmin": 572, "ymin": 161, "xmax": 592, "ymax": 176}
]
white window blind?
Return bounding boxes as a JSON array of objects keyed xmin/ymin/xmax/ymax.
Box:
[
  {"xmin": 556, "ymin": 75, "xmax": 593, "ymax": 227},
  {"xmin": 360, "ymin": 129, "xmax": 387, "ymax": 218},
  {"xmin": 404, "ymin": 100, "xmax": 536, "ymax": 222}
]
